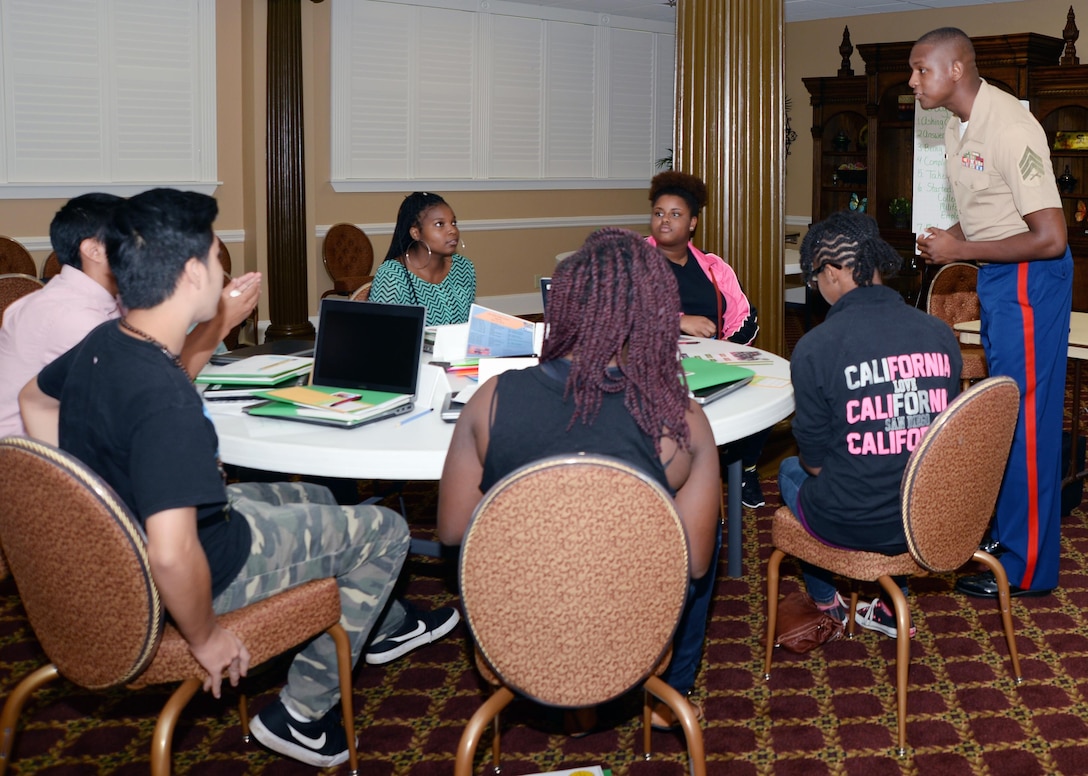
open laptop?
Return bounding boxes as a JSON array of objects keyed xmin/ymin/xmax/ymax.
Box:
[{"xmin": 244, "ymin": 298, "xmax": 427, "ymax": 428}]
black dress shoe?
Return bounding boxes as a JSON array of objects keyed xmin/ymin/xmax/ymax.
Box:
[
  {"xmin": 955, "ymin": 571, "xmax": 1053, "ymax": 599},
  {"xmin": 978, "ymin": 537, "xmax": 1007, "ymax": 557}
]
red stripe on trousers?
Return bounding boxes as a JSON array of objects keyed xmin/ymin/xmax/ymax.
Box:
[{"xmin": 1019, "ymin": 262, "xmax": 1040, "ymax": 588}]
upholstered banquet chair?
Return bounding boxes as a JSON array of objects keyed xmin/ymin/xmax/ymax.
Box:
[
  {"xmin": 0, "ymin": 274, "xmax": 44, "ymax": 324},
  {"xmin": 40, "ymin": 252, "xmax": 60, "ymax": 282},
  {"xmin": 216, "ymin": 236, "xmax": 232, "ymax": 276},
  {"xmin": 926, "ymin": 262, "xmax": 987, "ymax": 390},
  {"xmin": 349, "ymin": 280, "xmax": 372, "ymax": 301},
  {"xmin": 763, "ymin": 376, "xmax": 1023, "ymax": 757},
  {"xmin": 455, "ymin": 454, "xmax": 706, "ymax": 776},
  {"xmin": 0, "ymin": 237, "xmax": 35, "ymax": 277},
  {"xmin": 322, "ymin": 223, "xmax": 374, "ymax": 298},
  {"xmin": 0, "ymin": 437, "xmax": 359, "ymax": 775}
]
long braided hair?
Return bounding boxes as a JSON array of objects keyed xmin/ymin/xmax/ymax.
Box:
[
  {"xmin": 542, "ymin": 227, "xmax": 691, "ymax": 452},
  {"xmin": 383, "ymin": 192, "xmax": 449, "ymax": 262},
  {"xmin": 800, "ymin": 210, "xmax": 902, "ymax": 288}
]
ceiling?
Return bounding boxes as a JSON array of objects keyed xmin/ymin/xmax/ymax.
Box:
[{"xmin": 515, "ymin": 0, "xmax": 1022, "ymax": 24}]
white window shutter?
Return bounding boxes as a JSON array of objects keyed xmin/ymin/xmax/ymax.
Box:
[
  {"xmin": 329, "ymin": 0, "xmax": 674, "ymax": 189},
  {"xmin": 0, "ymin": 0, "xmax": 216, "ymax": 192},
  {"xmin": 607, "ymin": 27, "xmax": 656, "ymax": 180},
  {"xmin": 415, "ymin": 7, "xmax": 474, "ymax": 179},
  {"xmin": 543, "ymin": 20, "xmax": 595, "ymax": 179},
  {"xmin": 4, "ymin": 0, "xmax": 104, "ymax": 182},
  {"xmin": 487, "ymin": 14, "xmax": 542, "ymax": 179}
]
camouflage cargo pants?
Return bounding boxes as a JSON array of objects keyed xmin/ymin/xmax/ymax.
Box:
[{"xmin": 212, "ymin": 481, "xmax": 410, "ymax": 718}]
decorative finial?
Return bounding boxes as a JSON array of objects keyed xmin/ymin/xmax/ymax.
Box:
[
  {"xmin": 838, "ymin": 26, "xmax": 854, "ymax": 77},
  {"xmin": 1062, "ymin": 6, "xmax": 1080, "ymax": 65}
]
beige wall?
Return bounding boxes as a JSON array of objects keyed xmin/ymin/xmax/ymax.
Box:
[{"xmin": 785, "ymin": 0, "xmax": 1078, "ymax": 230}]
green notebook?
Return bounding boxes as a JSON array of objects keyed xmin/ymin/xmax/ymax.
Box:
[
  {"xmin": 680, "ymin": 357, "xmax": 755, "ymax": 404},
  {"xmin": 246, "ymin": 385, "xmax": 413, "ymax": 428}
]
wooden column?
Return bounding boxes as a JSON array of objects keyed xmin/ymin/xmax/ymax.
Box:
[
  {"xmin": 675, "ymin": 1, "xmax": 785, "ymax": 356},
  {"xmin": 265, "ymin": 0, "xmax": 315, "ymax": 340}
]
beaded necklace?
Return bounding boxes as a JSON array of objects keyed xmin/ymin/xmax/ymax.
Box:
[
  {"xmin": 118, "ymin": 318, "xmax": 229, "ymax": 487},
  {"xmin": 119, "ymin": 319, "xmax": 192, "ymax": 382}
]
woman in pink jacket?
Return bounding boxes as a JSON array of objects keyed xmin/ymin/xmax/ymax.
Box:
[
  {"xmin": 648, "ymin": 170, "xmax": 767, "ymax": 508},
  {"xmin": 648, "ymin": 171, "xmax": 758, "ymax": 342}
]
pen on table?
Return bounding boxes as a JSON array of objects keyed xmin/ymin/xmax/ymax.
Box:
[
  {"xmin": 258, "ymin": 358, "xmax": 292, "ymax": 371},
  {"xmin": 398, "ymin": 408, "xmax": 433, "ymax": 426},
  {"xmin": 329, "ymin": 395, "xmax": 360, "ymax": 407}
]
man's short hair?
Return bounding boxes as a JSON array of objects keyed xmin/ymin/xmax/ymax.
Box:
[
  {"xmin": 49, "ymin": 193, "xmax": 124, "ymax": 271},
  {"xmin": 105, "ymin": 188, "xmax": 218, "ymax": 310}
]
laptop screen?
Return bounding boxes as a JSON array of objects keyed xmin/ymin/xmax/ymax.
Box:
[{"xmin": 311, "ymin": 298, "xmax": 426, "ymax": 394}]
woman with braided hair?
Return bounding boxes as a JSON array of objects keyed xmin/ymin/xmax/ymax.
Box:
[
  {"xmin": 648, "ymin": 170, "xmax": 769, "ymax": 509},
  {"xmin": 781, "ymin": 210, "xmax": 961, "ymax": 639},
  {"xmin": 369, "ymin": 192, "xmax": 476, "ymax": 325},
  {"xmin": 438, "ymin": 228, "xmax": 721, "ymax": 729}
]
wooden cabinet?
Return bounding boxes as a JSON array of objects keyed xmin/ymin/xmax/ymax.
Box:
[
  {"xmin": 804, "ymin": 26, "xmax": 1088, "ymax": 307},
  {"xmin": 1033, "ymin": 65, "xmax": 1088, "ymax": 311}
]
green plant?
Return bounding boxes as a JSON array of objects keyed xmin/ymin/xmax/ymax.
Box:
[{"xmin": 889, "ymin": 197, "xmax": 911, "ymax": 216}]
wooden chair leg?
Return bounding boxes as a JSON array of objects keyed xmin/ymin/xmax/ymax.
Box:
[
  {"xmin": 0, "ymin": 663, "xmax": 60, "ymax": 776},
  {"xmin": 238, "ymin": 694, "xmax": 250, "ymax": 743},
  {"xmin": 327, "ymin": 622, "xmax": 359, "ymax": 775},
  {"xmin": 643, "ymin": 675, "xmax": 706, "ymax": 776},
  {"xmin": 151, "ymin": 677, "xmax": 201, "ymax": 776},
  {"xmin": 763, "ymin": 548, "xmax": 785, "ymax": 680},
  {"xmin": 878, "ymin": 576, "xmax": 911, "ymax": 758},
  {"xmin": 455, "ymin": 686, "xmax": 514, "ymax": 776},
  {"xmin": 642, "ymin": 691, "xmax": 653, "ymax": 758},
  {"xmin": 973, "ymin": 550, "xmax": 1024, "ymax": 683}
]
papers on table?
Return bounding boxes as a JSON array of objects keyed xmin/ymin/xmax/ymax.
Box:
[
  {"xmin": 687, "ymin": 349, "xmax": 774, "ymax": 366},
  {"xmin": 466, "ymin": 304, "xmax": 537, "ymax": 357},
  {"xmin": 195, "ymin": 355, "xmax": 313, "ymax": 386}
]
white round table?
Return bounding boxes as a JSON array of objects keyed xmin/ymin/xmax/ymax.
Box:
[{"xmin": 209, "ymin": 341, "xmax": 794, "ymax": 576}]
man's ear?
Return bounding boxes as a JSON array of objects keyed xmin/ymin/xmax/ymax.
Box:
[
  {"xmin": 949, "ymin": 57, "xmax": 964, "ymax": 83},
  {"xmin": 182, "ymin": 255, "xmax": 208, "ymax": 288},
  {"xmin": 80, "ymin": 237, "xmax": 107, "ymax": 267}
]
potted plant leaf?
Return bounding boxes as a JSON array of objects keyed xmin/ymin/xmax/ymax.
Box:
[{"xmin": 889, "ymin": 197, "xmax": 911, "ymax": 229}]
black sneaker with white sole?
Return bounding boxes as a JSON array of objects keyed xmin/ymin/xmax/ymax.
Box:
[
  {"xmin": 249, "ymin": 699, "xmax": 353, "ymax": 768},
  {"xmin": 364, "ymin": 604, "xmax": 460, "ymax": 665},
  {"xmin": 741, "ymin": 467, "xmax": 766, "ymax": 508}
]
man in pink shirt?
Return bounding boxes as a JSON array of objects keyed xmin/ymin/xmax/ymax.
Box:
[{"xmin": 0, "ymin": 193, "xmax": 259, "ymax": 437}]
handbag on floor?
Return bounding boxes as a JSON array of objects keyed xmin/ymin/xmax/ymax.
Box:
[{"xmin": 774, "ymin": 591, "xmax": 845, "ymax": 654}]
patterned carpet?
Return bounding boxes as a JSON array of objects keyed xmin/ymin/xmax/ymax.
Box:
[
  {"xmin": 4, "ymin": 309, "xmax": 1088, "ymax": 774},
  {"xmin": 4, "ymin": 477, "xmax": 1088, "ymax": 775}
]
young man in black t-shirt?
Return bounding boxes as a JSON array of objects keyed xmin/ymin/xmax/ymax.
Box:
[{"xmin": 20, "ymin": 188, "xmax": 410, "ymax": 768}]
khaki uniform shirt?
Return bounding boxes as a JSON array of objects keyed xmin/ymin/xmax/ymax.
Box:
[{"xmin": 945, "ymin": 80, "xmax": 1061, "ymax": 244}]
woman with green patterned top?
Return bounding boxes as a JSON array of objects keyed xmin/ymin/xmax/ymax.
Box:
[{"xmin": 370, "ymin": 192, "xmax": 477, "ymax": 325}]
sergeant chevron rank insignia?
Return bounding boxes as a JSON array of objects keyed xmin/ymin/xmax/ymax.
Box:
[{"xmin": 1018, "ymin": 147, "xmax": 1046, "ymax": 182}]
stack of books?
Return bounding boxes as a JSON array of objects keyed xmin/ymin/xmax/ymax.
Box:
[{"xmin": 196, "ymin": 355, "xmax": 314, "ymax": 399}]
